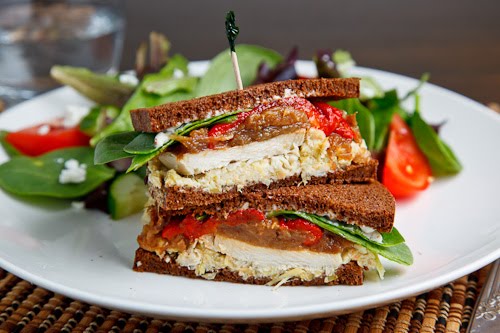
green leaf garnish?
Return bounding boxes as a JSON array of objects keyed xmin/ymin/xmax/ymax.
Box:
[
  {"xmin": 269, "ymin": 210, "xmax": 413, "ymax": 265},
  {"xmin": 124, "ymin": 110, "xmax": 245, "ymax": 171},
  {"xmin": 409, "ymin": 97, "xmax": 462, "ymax": 176},
  {"xmin": 0, "ymin": 147, "xmax": 115, "ymax": 199},
  {"xmin": 94, "ymin": 131, "xmax": 139, "ymax": 165}
]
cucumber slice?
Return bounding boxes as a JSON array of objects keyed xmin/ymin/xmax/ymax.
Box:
[{"xmin": 108, "ymin": 173, "xmax": 147, "ymax": 220}]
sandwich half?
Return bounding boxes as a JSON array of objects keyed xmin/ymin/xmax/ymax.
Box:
[
  {"xmin": 117, "ymin": 78, "xmax": 378, "ymax": 210},
  {"xmin": 133, "ymin": 182, "xmax": 413, "ymax": 286}
]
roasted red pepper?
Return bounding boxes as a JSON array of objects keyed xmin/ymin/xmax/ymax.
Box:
[
  {"xmin": 223, "ymin": 209, "xmax": 266, "ymax": 226},
  {"xmin": 313, "ymin": 102, "xmax": 355, "ymax": 139},
  {"xmin": 161, "ymin": 209, "xmax": 266, "ymax": 241},
  {"xmin": 280, "ymin": 218, "xmax": 323, "ymax": 246},
  {"xmin": 208, "ymin": 97, "xmax": 320, "ymax": 137},
  {"xmin": 207, "ymin": 97, "xmax": 354, "ymax": 147}
]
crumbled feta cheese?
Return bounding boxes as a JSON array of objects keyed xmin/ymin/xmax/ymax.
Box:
[
  {"xmin": 71, "ymin": 201, "xmax": 85, "ymax": 210},
  {"xmin": 119, "ymin": 73, "xmax": 139, "ymax": 86},
  {"xmin": 360, "ymin": 225, "xmax": 376, "ymax": 233},
  {"xmin": 63, "ymin": 105, "xmax": 91, "ymax": 128},
  {"xmin": 173, "ymin": 69, "xmax": 184, "ymax": 79},
  {"xmin": 154, "ymin": 128, "xmax": 176, "ymax": 148},
  {"xmin": 37, "ymin": 125, "xmax": 50, "ymax": 135},
  {"xmin": 360, "ymin": 225, "xmax": 383, "ymax": 243},
  {"xmin": 56, "ymin": 158, "xmax": 64, "ymax": 164},
  {"xmin": 59, "ymin": 159, "xmax": 87, "ymax": 184}
]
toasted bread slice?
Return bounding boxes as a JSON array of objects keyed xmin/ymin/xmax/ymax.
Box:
[
  {"xmin": 150, "ymin": 159, "xmax": 378, "ymax": 211},
  {"xmin": 133, "ymin": 248, "xmax": 364, "ymax": 286},
  {"xmin": 131, "ymin": 78, "xmax": 360, "ymax": 132},
  {"xmin": 152, "ymin": 181, "xmax": 394, "ymax": 233}
]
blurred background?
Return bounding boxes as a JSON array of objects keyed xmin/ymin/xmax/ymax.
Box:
[
  {"xmin": 0, "ymin": 0, "xmax": 498, "ymax": 107},
  {"xmin": 122, "ymin": 0, "xmax": 499, "ymax": 104}
]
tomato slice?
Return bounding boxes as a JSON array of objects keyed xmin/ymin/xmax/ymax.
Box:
[
  {"xmin": 383, "ymin": 114, "xmax": 432, "ymax": 198},
  {"xmin": 6, "ymin": 123, "xmax": 90, "ymax": 156}
]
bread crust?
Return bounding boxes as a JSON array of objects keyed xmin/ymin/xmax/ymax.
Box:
[
  {"xmin": 152, "ymin": 181, "xmax": 394, "ymax": 233},
  {"xmin": 131, "ymin": 78, "xmax": 360, "ymax": 132},
  {"xmin": 133, "ymin": 248, "xmax": 364, "ymax": 286}
]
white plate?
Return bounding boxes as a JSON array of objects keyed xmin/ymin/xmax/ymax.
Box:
[{"xmin": 0, "ymin": 61, "xmax": 499, "ymax": 323}]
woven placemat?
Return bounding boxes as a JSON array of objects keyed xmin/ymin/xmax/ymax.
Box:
[{"xmin": 0, "ymin": 265, "xmax": 492, "ymax": 333}]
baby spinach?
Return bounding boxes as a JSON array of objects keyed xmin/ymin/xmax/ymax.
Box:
[
  {"xmin": 269, "ymin": 210, "xmax": 413, "ymax": 265},
  {"xmin": 0, "ymin": 147, "xmax": 115, "ymax": 198},
  {"xmin": 123, "ymin": 133, "xmax": 158, "ymax": 155},
  {"xmin": 410, "ymin": 102, "xmax": 462, "ymax": 176},
  {"xmin": 124, "ymin": 110, "xmax": 244, "ymax": 171},
  {"xmin": 94, "ymin": 132, "xmax": 139, "ymax": 165},
  {"xmin": 196, "ymin": 44, "xmax": 283, "ymax": 97}
]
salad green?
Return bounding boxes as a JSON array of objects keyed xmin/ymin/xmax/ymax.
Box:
[
  {"xmin": 0, "ymin": 147, "xmax": 115, "ymax": 198},
  {"xmin": 269, "ymin": 210, "xmax": 413, "ymax": 265}
]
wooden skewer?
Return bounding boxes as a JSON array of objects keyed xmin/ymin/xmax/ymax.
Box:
[{"xmin": 231, "ymin": 51, "xmax": 243, "ymax": 90}]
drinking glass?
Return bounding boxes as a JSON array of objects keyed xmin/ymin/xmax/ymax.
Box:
[{"xmin": 0, "ymin": 0, "xmax": 125, "ymax": 107}]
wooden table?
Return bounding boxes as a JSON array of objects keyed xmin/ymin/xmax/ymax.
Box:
[{"xmin": 122, "ymin": 0, "xmax": 500, "ymax": 104}]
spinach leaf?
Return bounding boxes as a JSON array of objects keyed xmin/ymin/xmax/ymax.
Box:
[
  {"xmin": 123, "ymin": 133, "xmax": 157, "ymax": 155},
  {"xmin": 0, "ymin": 147, "xmax": 115, "ymax": 198},
  {"xmin": 196, "ymin": 44, "xmax": 282, "ymax": 97},
  {"xmin": 90, "ymin": 54, "xmax": 195, "ymax": 146},
  {"xmin": 410, "ymin": 107, "xmax": 462, "ymax": 176},
  {"xmin": 124, "ymin": 110, "xmax": 244, "ymax": 170},
  {"xmin": 0, "ymin": 130, "xmax": 22, "ymax": 157},
  {"xmin": 330, "ymin": 99, "xmax": 375, "ymax": 151},
  {"xmin": 366, "ymin": 90, "xmax": 406, "ymax": 152},
  {"xmin": 270, "ymin": 210, "xmax": 413, "ymax": 265},
  {"xmin": 94, "ymin": 131, "xmax": 139, "ymax": 164}
]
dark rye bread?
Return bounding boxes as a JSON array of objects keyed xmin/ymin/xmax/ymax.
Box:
[
  {"xmin": 131, "ymin": 78, "xmax": 360, "ymax": 132},
  {"xmin": 133, "ymin": 248, "xmax": 364, "ymax": 286},
  {"xmin": 155, "ymin": 181, "xmax": 395, "ymax": 233},
  {"xmin": 151, "ymin": 160, "xmax": 378, "ymax": 211}
]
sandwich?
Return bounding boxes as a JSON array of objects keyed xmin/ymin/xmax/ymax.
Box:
[
  {"xmin": 112, "ymin": 77, "xmax": 413, "ymax": 286},
  {"xmin": 134, "ymin": 182, "xmax": 412, "ymax": 286},
  {"xmin": 127, "ymin": 78, "xmax": 377, "ymax": 211}
]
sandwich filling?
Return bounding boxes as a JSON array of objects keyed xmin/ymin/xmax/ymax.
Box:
[
  {"xmin": 148, "ymin": 97, "xmax": 371, "ymax": 193},
  {"xmin": 137, "ymin": 205, "xmax": 412, "ymax": 284}
]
